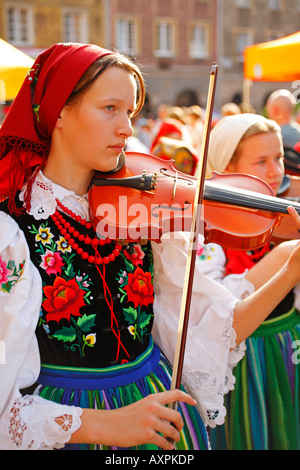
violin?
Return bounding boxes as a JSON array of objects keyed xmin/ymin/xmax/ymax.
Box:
[{"xmin": 89, "ymin": 151, "xmax": 300, "ymax": 250}]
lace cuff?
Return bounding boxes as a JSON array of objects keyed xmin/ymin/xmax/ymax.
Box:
[
  {"xmin": 182, "ymin": 310, "xmax": 246, "ymax": 428},
  {"xmin": 8, "ymin": 395, "xmax": 82, "ymax": 450},
  {"xmin": 222, "ymin": 270, "xmax": 255, "ymax": 300}
]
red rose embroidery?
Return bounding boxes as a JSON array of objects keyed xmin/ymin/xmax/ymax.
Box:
[
  {"xmin": 40, "ymin": 250, "xmax": 64, "ymax": 275},
  {"xmin": 0, "ymin": 255, "xmax": 9, "ymax": 284},
  {"xmin": 42, "ymin": 276, "xmax": 86, "ymax": 323},
  {"xmin": 124, "ymin": 244, "xmax": 145, "ymax": 266},
  {"xmin": 124, "ymin": 267, "xmax": 153, "ymax": 308}
]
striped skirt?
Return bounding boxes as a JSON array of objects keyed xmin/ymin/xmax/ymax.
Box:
[
  {"xmin": 210, "ymin": 308, "xmax": 300, "ymax": 450},
  {"xmin": 36, "ymin": 339, "xmax": 208, "ymax": 450}
]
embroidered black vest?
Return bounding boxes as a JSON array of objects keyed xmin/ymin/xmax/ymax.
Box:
[{"xmin": 2, "ymin": 200, "xmax": 154, "ymax": 368}]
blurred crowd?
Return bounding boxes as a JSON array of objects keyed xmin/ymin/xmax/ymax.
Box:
[
  {"xmin": 127, "ymin": 88, "xmax": 300, "ymax": 177},
  {"xmin": 2, "ymin": 87, "xmax": 300, "ymax": 177}
]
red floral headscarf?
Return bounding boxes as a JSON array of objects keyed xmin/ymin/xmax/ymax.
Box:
[{"xmin": 0, "ymin": 42, "xmax": 113, "ymax": 213}]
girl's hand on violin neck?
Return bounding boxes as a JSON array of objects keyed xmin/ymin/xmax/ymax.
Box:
[
  {"xmin": 287, "ymin": 205, "xmax": 300, "ymax": 232},
  {"xmin": 73, "ymin": 389, "xmax": 197, "ymax": 449}
]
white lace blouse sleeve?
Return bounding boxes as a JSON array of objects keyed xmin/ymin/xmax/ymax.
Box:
[
  {"xmin": 197, "ymin": 241, "xmax": 255, "ymax": 300},
  {"xmin": 0, "ymin": 212, "xmax": 82, "ymax": 450},
  {"xmin": 151, "ymin": 233, "xmax": 246, "ymax": 428}
]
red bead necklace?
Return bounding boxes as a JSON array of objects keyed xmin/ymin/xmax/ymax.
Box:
[{"xmin": 51, "ymin": 200, "xmax": 122, "ymax": 265}]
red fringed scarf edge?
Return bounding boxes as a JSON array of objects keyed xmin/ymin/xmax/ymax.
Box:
[{"xmin": 0, "ymin": 135, "xmax": 49, "ymax": 215}]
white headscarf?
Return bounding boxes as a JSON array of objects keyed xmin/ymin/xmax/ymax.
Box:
[{"xmin": 206, "ymin": 113, "xmax": 274, "ymax": 177}]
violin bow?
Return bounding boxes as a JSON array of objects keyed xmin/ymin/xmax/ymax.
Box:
[{"xmin": 170, "ymin": 63, "xmax": 218, "ymax": 397}]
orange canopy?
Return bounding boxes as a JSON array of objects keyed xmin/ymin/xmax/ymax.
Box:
[
  {"xmin": 0, "ymin": 38, "xmax": 34, "ymax": 101},
  {"xmin": 244, "ymin": 31, "xmax": 300, "ymax": 82}
]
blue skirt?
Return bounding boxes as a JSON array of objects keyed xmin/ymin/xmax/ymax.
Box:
[{"xmin": 37, "ymin": 338, "xmax": 208, "ymax": 450}]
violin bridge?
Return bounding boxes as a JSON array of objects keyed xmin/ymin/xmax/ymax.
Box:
[{"xmin": 172, "ymin": 172, "xmax": 178, "ymax": 199}]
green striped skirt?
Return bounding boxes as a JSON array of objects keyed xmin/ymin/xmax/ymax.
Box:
[
  {"xmin": 36, "ymin": 338, "xmax": 208, "ymax": 450},
  {"xmin": 210, "ymin": 308, "xmax": 300, "ymax": 450}
]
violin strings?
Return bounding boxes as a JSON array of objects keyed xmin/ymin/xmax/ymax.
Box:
[
  {"xmin": 205, "ymin": 183, "xmax": 300, "ymax": 215},
  {"xmin": 107, "ymin": 173, "xmax": 300, "ymax": 215}
]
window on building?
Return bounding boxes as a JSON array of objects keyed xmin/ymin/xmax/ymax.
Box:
[
  {"xmin": 189, "ymin": 23, "xmax": 209, "ymax": 59},
  {"xmin": 264, "ymin": 30, "xmax": 283, "ymax": 41},
  {"xmin": 5, "ymin": 3, "xmax": 33, "ymax": 45},
  {"xmin": 62, "ymin": 8, "xmax": 88, "ymax": 43},
  {"xmin": 234, "ymin": 29, "xmax": 253, "ymax": 61},
  {"xmin": 116, "ymin": 18, "xmax": 138, "ymax": 54},
  {"xmin": 269, "ymin": 0, "xmax": 282, "ymax": 10},
  {"xmin": 154, "ymin": 20, "xmax": 175, "ymax": 58},
  {"xmin": 236, "ymin": 0, "xmax": 251, "ymax": 7}
]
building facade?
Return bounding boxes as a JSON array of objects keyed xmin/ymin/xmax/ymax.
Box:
[
  {"xmin": 218, "ymin": 0, "xmax": 300, "ymax": 112},
  {"xmin": 107, "ymin": 0, "xmax": 218, "ymax": 112},
  {"xmin": 0, "ymin": 0, "xmax": 106, "ymax": 55},
  {"xmin": 0, "ymin": 0, "xmax": 299, "ymax": 113},
  {"xmin": 0, "ymin": 0, "xmax": 218, "ymax": 112}
]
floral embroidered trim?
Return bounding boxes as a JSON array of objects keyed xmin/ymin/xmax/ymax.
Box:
[
  {"xmin": 29, "ymin": 215, "xmax": 153, "ymax": 361},
  {"xmin": 0, "ymin": 254, "xmax": 25, "ymax": 294},
  {"xmin": 43, "ymin": 276, "xmax": 86, "ymax": 323},
  {"xmin": 28, "ymin": 62, "xmax": 41, "ymax": 123},
  {"xmin": 117, "ymin": 248, "xmax": 154, "ymax": 344}
]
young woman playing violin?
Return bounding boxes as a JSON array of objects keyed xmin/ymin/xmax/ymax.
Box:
[
  {"xmin": 1, "ymin": 44, "xmax": 300, "ymax": 451},
  {"xmin": 204, "ymin": 112, "xmax": 300, "ymax": 450}
]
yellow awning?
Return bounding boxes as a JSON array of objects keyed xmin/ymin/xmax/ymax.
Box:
[
  {"xmin": 0, "ymin": 38, "xmax": 34, "ymax": 101},
  {"xmin": 244, "ymin": 32, "xmax": 300, "ymax": 82}
]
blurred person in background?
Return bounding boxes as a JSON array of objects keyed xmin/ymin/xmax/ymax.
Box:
[
  {"xmin": 202, "ymin": 113, "xmax": 300, "ymax": 450},
  {"xmin": 186, "ymin": 105, "xmax": 204, "ymax": 154},
  {"xmin": 266, "ymin": 89, "xmax": 300, "ymax": 148}
]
